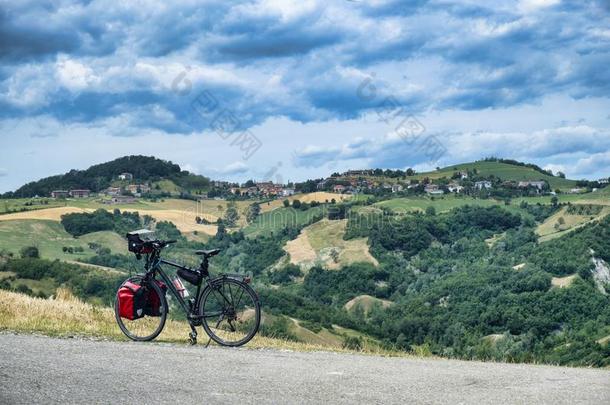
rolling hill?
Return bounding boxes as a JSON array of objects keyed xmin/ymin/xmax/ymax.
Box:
[
  {"xmin": 4, "ymin": 155, "xmax": 210, "ymax": 198},
  {"xmin": 406, "ymin": 160, "xmax": 578, "ymax": 190}
]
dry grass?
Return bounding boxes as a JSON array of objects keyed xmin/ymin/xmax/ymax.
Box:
[
  {"xmin": 0, "ymin": 203, "xmax": 234, "ymax": 236},
  {"xmin": 0, "ymin": 289, "xmax": 407, "ymax": 357},
  {"xmin": 0, "ymin": 207, "xmax": 93, "ymax": 222},
  {"xmin": 551, "ymin": 275, "xmax": 578, "ymax": 289},
  {"xmin": 284, "ymin": 230, "xmax": 317, "ymax": 266},
  {"xmin": 537, "ymin": 207, "xmax": 610, "ymax": 243},
  {"xmin": 344, "ymin": 295, "xmax": 393, "ymax": 314},
  {"xmin": 261, "ymin": 192, "xmax": 351, "ymax": 213},
  {"xmin": 283, "ymin": 219, "xmax": 378, "ymax": 270},
  {"xmin": 123, "ymin": 209, "xmax": 219, "ymax": 235}
]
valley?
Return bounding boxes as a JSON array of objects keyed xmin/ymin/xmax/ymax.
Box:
[{"xmin": 1, "ymin": 156, "xmax": 609, "ymax": 367}]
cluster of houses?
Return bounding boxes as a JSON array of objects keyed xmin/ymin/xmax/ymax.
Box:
[
  {"xmin": 46, "ymin": 169, "xmax": 610, "ymax": 202},
  {"xmin": 229, "ymin": 182, "xmax": 295, "ymax": 198},
  {"xmin": 50, "ymin": 189, "xmax": 92, "ymax": 199},
  {"xmin": 50, "ymin": 172, "xmax": 149, "ymax": 203},
  {"xmin": 318, "ymin": 177, "xmax": 405, "ymax": 195}
]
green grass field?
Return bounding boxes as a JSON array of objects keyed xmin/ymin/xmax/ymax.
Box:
[
  {"xmin": 0, "ymin": 219, "xmax": 132, "ymax": 261},
  {"xmin": 407, "ymin": 161, "xmax": 578, "ymax": 190},
  {"xmin": 0, "ymin": 198, "xmax": 63, "ymax": 215},
  {"xmin": 0, "ymin": 220, "xmax": 93, "ymax": 260},
  {"xmin": 78, "ymin": 231, "xmax": 128, "ymax": 254},
  {"xmin": 375, "ymin": 195, "xmax": 501, "ymax": 213},
  {"xmin": 243, "ymin": 206, "xmax": 325, "ymax": 237}
]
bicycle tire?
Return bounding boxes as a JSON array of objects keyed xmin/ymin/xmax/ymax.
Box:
[
  {"xmin": 199, "ymin": 278, "xmax": 261, "ymax": 347},
  {"xmin": 115, "ymin": 275, "xmax": 168, "ymax": 342}
]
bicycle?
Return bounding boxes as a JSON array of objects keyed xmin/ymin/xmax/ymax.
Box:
[{"xmin": 114, "ymin": 231, "xmax": 261, "ymax": 347}]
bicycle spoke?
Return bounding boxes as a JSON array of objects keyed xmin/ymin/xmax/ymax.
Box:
[
  {"xmin": 227, "ymin": 282, "xmax": 234, "ymax": 307},
  {"xmin": 234, "ymin": 288, "xmax": 245, "ymax": 310}
]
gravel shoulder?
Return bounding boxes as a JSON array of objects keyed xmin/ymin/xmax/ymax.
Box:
[{"xmin": 0, "ymin": 333, "xmax": 608, "ymax": 404}]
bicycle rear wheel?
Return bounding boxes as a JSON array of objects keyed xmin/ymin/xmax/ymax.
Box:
[
  {"xmin": 115, "ymin": 275, "xmax": 167, "ymax": 342},
  {"xmin": 200, "ymin": 278, "xmax": 260, "ymax": 347}
]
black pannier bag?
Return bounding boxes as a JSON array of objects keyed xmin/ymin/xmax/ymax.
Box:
[
  {"xmin": 144, "ymin": 280, "xmax": 167, "ymax": 317},
  {"xmin": 177, "ymin": 268, "xmax": 202, "ymax": 285},
  {"xmin": 127, "ymin": 230, "xmax": 154, "ymax": 255}
]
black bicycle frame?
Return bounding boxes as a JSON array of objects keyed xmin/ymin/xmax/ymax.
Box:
[{"xmin": 143, "ymin": 252, "xmax": 240, "ymax": 321}]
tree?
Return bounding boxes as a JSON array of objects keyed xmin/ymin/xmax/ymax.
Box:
[
  {"xmin": 246, "ymin": 203, "xmax": 261, "ymax": 224},
  {"xmin": 551, "ymin": 196, "xmax": 559, "ymax": 207},
  {"xmin": 223, "ymin": 202, "xmax": 240, "ymax": 227},
  {"xmin": 283, "ymin": 199, "xmax": 290, "ymax": 208},
  {"xmin": 216, "ymin": 220, "xmax": 227, "ymax": 239},
  {"xmin": 425, "ymin": 206, "xmax": 436, "ymax": 216},
  {"xmin": 558, "ymin": 172, "xmax": 566, "ymax": 179},
  {"xmin": 292, "ymin": 199, "xmax": 302, "ymax": 209},
  {"xmin": 20, "ymin": 246, "xmax": 39, "ymax": 259},
  {"xmin": 330, "ymin": 248, "xmax": 340, "ymax": 263}
]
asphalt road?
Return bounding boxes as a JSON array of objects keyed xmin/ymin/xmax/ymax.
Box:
[{"xmin": 0, "ymin": 333, "xmax": 608, "ymax": 404}]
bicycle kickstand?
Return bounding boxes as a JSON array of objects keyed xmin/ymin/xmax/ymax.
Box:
[{"xmin": 188, "ymin": 324, "xmax": 198, "ymax": 346}]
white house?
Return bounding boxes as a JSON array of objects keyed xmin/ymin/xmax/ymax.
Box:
[
  {"xmin": 448, "ymin": 183, "xmax": 464, "ymax": 193},
  {"xmin": 475, "ymin": 181, "xmax": 493, "ymax": 190},
  {"xmin": 518, "ymin": 181, "xmax": 546, "ymax": 190},
  {"xmin": 391, "ymin": 184, "xmax": 404, "ymax": 193},
  {"xmin": 424, "ymin": 184, "xmax": 439, "ymax": 194},
  {"xmin": 118, "ymin": 172, "xmax": 133, "ymax": 181}
]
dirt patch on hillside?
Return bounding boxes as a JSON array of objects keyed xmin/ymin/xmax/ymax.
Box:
[
  {"xmin": 551, "ymin": 275, "xmax": 578, "ymax": 289},
  {"xmin": 344, "ymin": 295, "xmax": 392, "ymax": 314},
  {"xmin": 284, "ymin": 229, "xmax": 317, "ymax": 266},
  {"xmin": 283, "ymin": 219, "xmax": 378, "ymax": 270}
]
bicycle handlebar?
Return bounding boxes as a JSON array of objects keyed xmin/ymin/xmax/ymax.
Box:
[{"xmin": 147, "ymin": 240, "xmax": 178, "ymax": 250}]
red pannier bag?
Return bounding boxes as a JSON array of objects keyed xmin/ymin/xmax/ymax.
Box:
[
  {"xmin": 118, "ymin": 281, "xmax": 147, "ymax": 320},
  {"xmin": 144, "ymin": 280, "xmax": 167, "ymax": 317}
]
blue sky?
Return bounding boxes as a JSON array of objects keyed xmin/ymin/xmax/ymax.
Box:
[{"xmin": 1, "ymin": 0, "xmax": 609, "ymax": 192}]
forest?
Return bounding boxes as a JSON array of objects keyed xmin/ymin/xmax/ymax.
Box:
[{"xmin": 2, "ymin": 201, "xmax": 609, "ymax": 367}]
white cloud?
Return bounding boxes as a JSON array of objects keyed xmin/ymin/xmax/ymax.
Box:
[
  {"xmin": 573, "ymin": 152, "xmax": 610, "ymax": 178},
  {"xmin": 519, "ymin": 0, "xmax": 561, "ymax": 13},
  {"xmin": 55, "ymin": 56, "xmax": 100, "ymax": 91}
]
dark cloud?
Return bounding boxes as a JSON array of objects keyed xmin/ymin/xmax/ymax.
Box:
[{"xmin": 0, "ymin": 0, "xmax": 608, "ymax": 133}]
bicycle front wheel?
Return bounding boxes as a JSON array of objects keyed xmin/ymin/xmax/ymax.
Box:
[
  {"xmin": 200, "ymin": 278, "xmax": 261, "ymax": 347},
  {"xmin": 115, "ymin": 275, "xmax": 168, "ymax": 342}
]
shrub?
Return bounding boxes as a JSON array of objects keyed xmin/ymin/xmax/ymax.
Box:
[{"xmin": 20, "ymin": 246, "xmax": 39, "ymax": 259}]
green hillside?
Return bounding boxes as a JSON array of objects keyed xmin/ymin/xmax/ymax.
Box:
[
  {"xmin": 408, "ymin": 161, "xmax": 577, "ymax": 190},
  {"xmin": 4, "ymin": 155, "xmax": 210, "ymax": 198},
  {"xmin": 0, "ymin": 220, "xmax": 92, "ymax": 261}
]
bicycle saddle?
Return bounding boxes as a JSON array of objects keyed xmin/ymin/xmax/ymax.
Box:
[{"xmin": 195, "ymin": 249, "xmax": 221, "ymax": 258}]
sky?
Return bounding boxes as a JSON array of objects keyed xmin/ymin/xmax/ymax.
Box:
[{"xmin": 1, "ymin": 0, "xmax": 609, "ymax": 192}]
